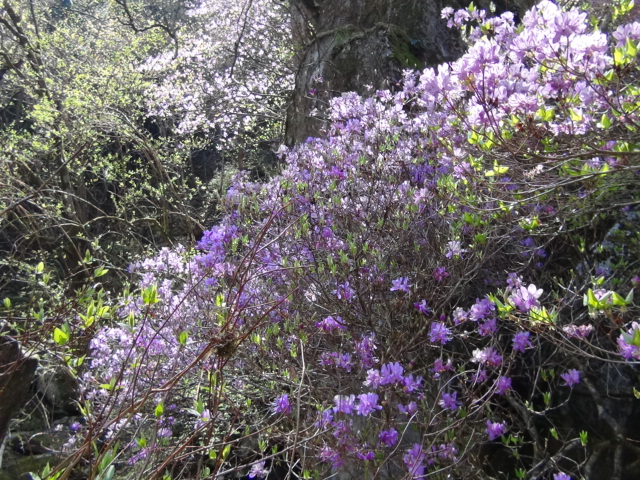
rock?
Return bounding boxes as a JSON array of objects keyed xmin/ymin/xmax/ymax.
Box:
[
  {"xmin": 36, "ymin": 363, "xmax": 80, "ymax": 416},
  {"xmin": 0, "ymin": 336, "xmax": 38, "ymax": 470}
]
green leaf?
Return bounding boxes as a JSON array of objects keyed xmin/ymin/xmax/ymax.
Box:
[
  {"xmin": 221, "ymin": 444, "xmax": 231, "ymax": 460},
  {"xmin": 53, "ymin": 327, "xmax": 70, "ymax": 345},
  {"xmin": 155, "ymin": 402, "xmax": 164, "ymax": 417},
  {"xmin": 142, "ymin": 284, "xmax": 159, "ymax": 305},
  {"xmin": 598, "ymin": 113, "xmax": 611, "ymax": 129},
  {"xmin": 36, "ymin": 262, "xmax": 45, "ymax": 274},
  {"xmin": 178, "ymin": 331, "xmax": 188, "ymax": 346}
]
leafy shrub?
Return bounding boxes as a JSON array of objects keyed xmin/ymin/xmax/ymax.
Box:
[{"xmin": 57, "ymin": 2, "xmax": 640, "ymax": 479}]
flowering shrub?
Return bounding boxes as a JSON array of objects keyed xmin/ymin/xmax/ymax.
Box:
[{"xmin": 75, "ymin": 2, "xmax": 640, "ymax": 479}]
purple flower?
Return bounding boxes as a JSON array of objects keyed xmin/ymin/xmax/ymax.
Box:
[
  {"xmin": 335, "ymin": 280, "xmax": 355, "ymax": 301},
  {"xmin": 563, "ymin": 324, "xmax": 593, "ymax": 339},
  {"xmin": 273, "ymin": 394, "xmax": 291, "ymax": 415},
  {"xmin": 316, "ymin": 315, "xmax": 346, "ymax": 332},
  {"xmin": 471, "ymin": 347, "xmax": 502, "ymax": 367},
  {"xmin": 469, "ymin": 298, "xmax": 495, "ymax": 321},
  {"xmin": 356, "ymin": 393, "xmax": 382, "ymax": 416},
  {"xmin": 364, "ymin": 368, "xmax": 382, "ymax": 388},
  {"xmin": 356, "ymin": 451, "xmax": 375, "ymax": 461},
  {"xmin": 429, "ymin": 322, "xmax": 451, "ymax": 344},
  {"xmin": 196, "ymin": 409, "xmax": 212, "ymax": 429},
  {"xmin": 319, "ymin": 445, "xmax": 343, "ymax": 469},
  {"xmin": 69, "ymin": 422, "xmax": 82, "ymax": 433},
  {"xmin": 403, "ymin": 444, "xmax": 426, "ymax": 478},
  {"xmin": 431, "ymin": 358, "xmax": 453, "ymax": 378},
  {"xmin": 445, "ymin": 240, "xmax": 466, "ymax": 259},
  {"xmin": 618, "ymin": 322, "xmax": 640, "ymax": 360},
  {"xmin": 390, "ymin": 276, "xmax": 411, "ymax": 292},
  {"xmin": 333, "ymin": 394, "xmax": 356, "ymax": 415},
  {"xmin": 553, "ymin": 473, "xmax": 572, "ymax": 480},
  {"xmin": 401, "ymin": 373, "xmax": 423, "ymax": 393},
  {"xmin": 486, "ymin": 420, "xmax": 507, "ymax": 440},
  {"xmin": 510, "ymin": 284, "xmax": 543, "ymax": 312},
  {"xmin": 433, "ymin": 266, "xmax": 449, "ymax": 282},
  {"xmin": 380, "ymin": 362, "xmax": 404, "ymax": 385},
  {"xmin": 439, "ymin": 391, "xmax": 460, "ymax": 411},
  {"xmin": 248, "ymin": 461, "xmax": 270, "ymax": 479},
  {"xmin": 561, "ymin": 369, "xmax": 581, "ymax": 388},
  {"xmin": 379, "ymin": 428, "xmax": 399, "ymax": 447},
  {"xmin": 495, "ymin": 376, "xmax": 512, "ymax": 395},
  {"xmin": 398, "ymin": 401, "xmax": 418, "ymax": 415},
  {"xmin": 478, "ymin": 318, "xmax": 498, "ymax": 336},
  {"xmin": 512, "ymin": 331, "xmax": 532, "ymax": 353},
  {"xmin": 414, "ymin": 299, "xmax": 431, "ymax": 315}
]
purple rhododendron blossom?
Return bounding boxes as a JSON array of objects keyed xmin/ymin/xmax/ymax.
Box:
[
  {"xmin": 469, "ymin": 298, "xmax": 495, "ymax": 321},
  {"xmin": 618, "ymin": 322, "xmax": 640, "ymax": 361},
  {"xmin": 496, "ymin": 376, "xmax": 512, "ymax": 395},
  {"xmin": 510, "ymin": 284, "xmax": 543, "ymax": 312},
  {"xmin": 390, "ymin": 276, "xmax": 411, "ymax": 292},
  {"xmin": 248, "ymin": 461, "xmax": 269, "ymax": 479},
  {"xmin": 561, "ymin": 369, "xmax": 581, "ymax": 388},
  {"xmin": 445, "ymin": 240, "xmax": 466, "ymax": 258},
  {"xmin": 364, "ymin": 368, "xmax": 383, "ymax": 388},
  {"xmin": 398, "ymin": 401, "xmax": 418, "ymax": 415},
  {"xmin": 478, "ymin": 318, "xmax": 498, "ymax": 336},
  {"xmin": 316, "ymin": 315, "xmax": 346, "ymax": 332},
  {"xmin": 403, "ymin": 443, "xmax": 426, "ymax": 478},
  {"xmin": 379, "ymin": 427, "xmax": 399, "ymax": 447},
  {"xmin": 433, "ymin": 266, "xmax": 449, "ymax": 281},
  {"xmin": 429, "ymin": 322, "xmax": 451, "ymax": 344},
  {"xmin": 553, "ymin": 473, "xmax": 572, "ymax": 480},
  {"xmin": 356, "ymin": 393, "xmax": 382, "ymax": 416},
  {"xmin": 333, "ymin": 394, "xmax": 356, "ymax": 415},
  {"xmin": 414, "ymin": 299, "xmax": 431, "ymax": 315},
  {"xmin": 486, "ymin": 420, "xmax": 507, "ymax": 440},
  {"xmin": 512, "ymin": 331, "xmax": 532, "ymax": 353},
  {"xmin": 273, "ymin": 394, "xmax": 291, "ymax": 415},
  {"xmin": 380, "ymin": 362, "xmax": 404, "ymax": 385},
  {"xmin": 439, "ymin": 391, "xmax": 460, "ymax": 411}
]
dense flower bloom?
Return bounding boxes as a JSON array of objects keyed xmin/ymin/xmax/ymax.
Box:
[
  {"xmin": 561, "ymin": 369, "xmax": 581, "ymax": 388},
  {"xmin": 486, "ymin": 420, "xmax": 507, "ymax": 440},
  {"xmin": 379, "ymin": 428, "xmax": 399, "ymax": 447}
]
